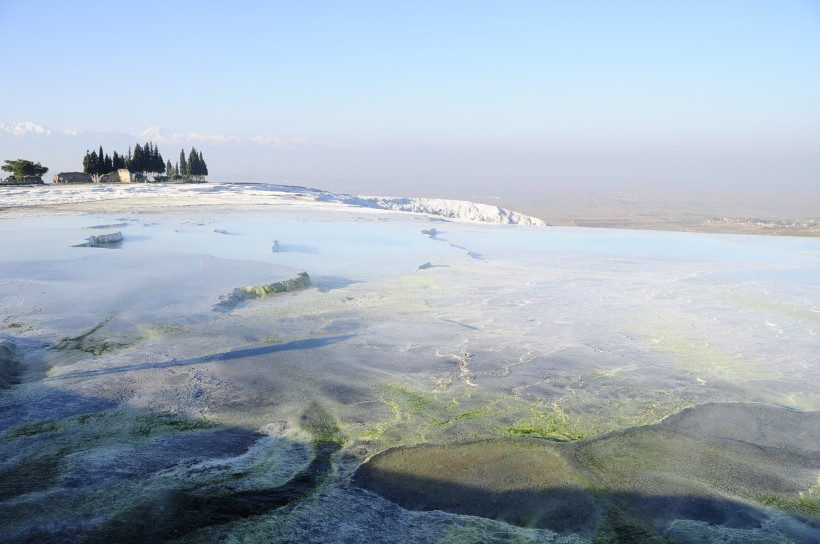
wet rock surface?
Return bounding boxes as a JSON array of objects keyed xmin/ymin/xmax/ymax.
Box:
[{"xmin": 354, "ymin": 403, "xmax": 820, "ymax": 540}]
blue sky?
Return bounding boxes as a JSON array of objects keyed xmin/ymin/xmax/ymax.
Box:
[{"xmin": 2, "ymin": 1, "xmax": 819, "ymax": 198}]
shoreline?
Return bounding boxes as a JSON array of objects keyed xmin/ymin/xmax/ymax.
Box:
[{"xmin": 2, "ymin": 181, "xmax": 819, "ymax": 236}]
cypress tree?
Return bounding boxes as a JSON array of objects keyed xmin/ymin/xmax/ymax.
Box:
[
  {"xmin": 132, "ymin": 143, "xmax": 144, "ymax": 175},
  {"xmin": 179, "ymin": 149, "xmax": 188, "ymax": 178},
  {"xmin": 145, "ymin": 143, "xmax": 151, "ymax": 170},
  {"xmin": 165, "ymin": 159, "xmax": 173, "ymax": 177},
  {"xmin": 89, "ymin": 150, "xmax": 99, "ymax": 176},
  {"xmin": 198, "ymin": 150, "xmax": 208, "ymax": 177},
  {"xmin": 153, "ymin": 143, "xmax": 164, "ymax": 175},
  {"xmin": 112, "ymin": 151, "xmax": 126, "ymax": 170},
  {"xmin": 188, "ymin": 147, "xmax": 198, "ymax": 178},
  {"xmin": 98, "ymin": 146, "xmax": 106, "ymax": 175},
  {"xmin": 144, "ymin": 142, "xmax": 152, "ymax": 174},
  {"xmin": 150, "ymin": 143, "xmax": 157, "ymax": 174}
]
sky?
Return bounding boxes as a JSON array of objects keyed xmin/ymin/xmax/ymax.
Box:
[{"xmin": 1, "ymin": 0, "xmax": 819, "ymax": 203}]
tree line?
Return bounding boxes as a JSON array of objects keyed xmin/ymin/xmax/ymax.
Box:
[
  {"xmin": 82, "ymin": 143, "xmax": 208, "ymax": 181},
  {"xmin": 172, "ymin": 147, "xmax": 208, "ymax": 180}
]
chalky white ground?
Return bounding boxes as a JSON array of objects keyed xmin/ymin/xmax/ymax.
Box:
[{"xmin": 1, "ymin": 182, "xmax": 818, "ymax": 542}]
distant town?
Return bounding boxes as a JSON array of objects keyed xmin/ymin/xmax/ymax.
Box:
[{"xmin": 1, "ymin": 142, "xmax": 208, "ymax": 185}]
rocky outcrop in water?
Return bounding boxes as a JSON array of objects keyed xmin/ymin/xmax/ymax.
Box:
[
  {"xmin": 214, "ymin": 272, "xmax": 311, "ymax": 311},
  {"xmin": 75, "ymin": 231, "xmax": 124, "ymax": 247}
]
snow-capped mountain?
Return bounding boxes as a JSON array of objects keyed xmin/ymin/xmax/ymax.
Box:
[
  {"xmin": 1, "ymin": 121, "xmax": 55, "ymax": 136},
  {"xmin": 1, "ymin": 121, "xmax": 142, "ymax": 174}
]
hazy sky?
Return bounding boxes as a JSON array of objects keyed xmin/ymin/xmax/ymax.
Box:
[{"xmin": 2, "ymin": 1, "xmax": 819, "ymax": 200}]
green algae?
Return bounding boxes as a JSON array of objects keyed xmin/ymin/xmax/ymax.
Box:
[
  {"xmin": 3, "ymin": 411, "xmax": 222, "ymax": 476},
  {"xmin": 52, "ymin": 315, "xmax": 133, "ymax": 356},
  {"xmin": 215, "ymin": 272, "xmax": 311, "ymax": 311},
  {"xmin": 380, "ymin": 382, "xmax": 506, "ymax": 429},
  {"xmin": 646, "ymin": 326, "xmax": 773, "ymax": 379},
  {"xmin": 726, "ymin": 293, "xmax": 820, "ymax": 325},
  {"xmin": 358, "ymin": 382, "xmax": 680, "ymax": 447},
  {"xmin": 383, "ymin": 382, "xmax": 448, "ymax": 414},
  {"xmin": 6, "ymin": 419, "xmax": 59, "ymax": 437},
  {"xmin": 637, "ymin": 305, "xmax": 776, "ymax": 381},
  {"xmin": 356, "ymin": 381, "xmax": 590, "ymax": 449},
  {"xmin": 0, "ymin": 449, "xmax": 64, "ymax": 501},
  {"xmin": 129, "ymin": 413, "xmax": 219, "ymax": 438},
  {"xmin": 439, "ymin": 517, "xmax": 572, "ymax": 543},
  {"xmin": 505, "ymin": 403, "xmax": 586, "ymax": 441},
  {"xmin": 138, "ymin": 323, "xmax": 189, "ymax": 338},
  {"xmin": 575, "ymin": 427, "xmax": 774, "ymax": 492},
  {"xmin": 755, "ymin": 473, "xmax": 820, "ymax": 520},
  {"xmin": 354, "ymin": 349, "xmax": 700, "ymax": 448},
  {"xmin": 71, "ymin": 411, "xmax": 219, "ymax": 440},
  {"xmin": 566, "ymin": 393, "xmax": 695, "ymax": 437},
  {"xmin": 757, "ymin": 495, "xmax": 820, "ymax": 519},
  {"xmin": 439, "ymin": 404, "xmax": 498, "ymax": 426},
  {"xmin": 300, "ymin": 400, "xmax": 346, "ymax": 445}
]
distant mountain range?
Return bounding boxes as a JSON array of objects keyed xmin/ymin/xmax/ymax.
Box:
[
  {"xmin": 0, "ymin": 121, "xmax": 77, "ymax": 137},
  {"xmin": 0, "ymin": 121, "xmax": 311, "ymax": 147}
]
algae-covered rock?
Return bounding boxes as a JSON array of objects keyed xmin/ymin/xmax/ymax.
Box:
[
  {"xmin": 214, "ymin": 272, "xmax": 311, "ymax": 311},
  {"xmin": 354, "ymin": 403, "xmax": 820, "ymax": 541},
  {"xmin": 354, "ymin": 439, "xmax": 601, "ymax": 536}
]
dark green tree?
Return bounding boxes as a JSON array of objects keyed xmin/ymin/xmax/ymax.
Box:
[
  {"xmin": 186, "ymin": 147, "xmax": 209, "ymax": 180},
  {"xmin": 179, "ymin": 149, "xmax": 188, "ymax": 178},
  {"xmin": 129, "ymin": 143, "xmax": 144, "ymax": 175},
  {"xmin": 165, "ymin": 159, "xmax": 173, "ymax": 177},
  {"xmin": 188, "ymin": 147, "xmax": 199, "ymax": 178},
  {"xmin": 121, "ymin": 142, "xmax": 164, "ymax": 180},
  {"xmin": 83, "ymin": 150, "xmax": 100, "ymax": 178},
  {"xmin": 2, "ymin": 159, "xmax": 48, "ymax": 180},
  {"xmin": 151, "ymin": 142, "xmax": 164, "ymax": 176},
  {"xmin": 145, "ymin": 142, "xmax": 153, "ymax": 173},
  {"xmin": 112, "ymin": 151, "xmax": 126, "ymax": 170},
  {"xmin": 198, "ymin": 150, "xmax": 208, "ymax": 177},
  {"xmin": 82, "ymin": 150, "xmax": 92, "ymax": 175}
]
